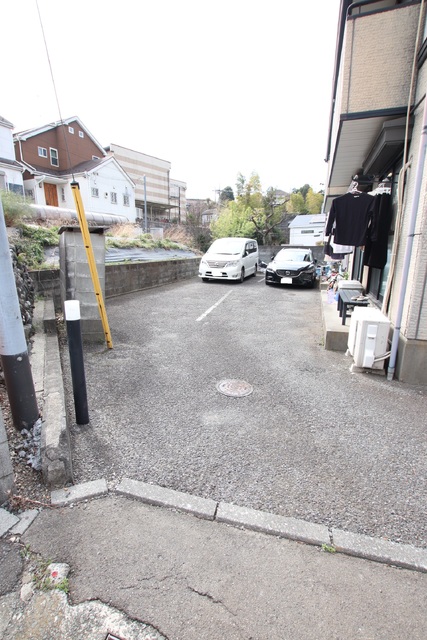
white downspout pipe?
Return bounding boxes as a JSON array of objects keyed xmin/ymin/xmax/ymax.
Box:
[{"xmin": 387, "ymin": 93, "xmax": 427, "ymax": 381}]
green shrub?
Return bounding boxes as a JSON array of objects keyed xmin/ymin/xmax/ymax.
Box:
[
  {"xmin": 14, "ymin": 224, "xmax": 59, "ymax": 269},
  {"xmin": 21, "ymin": 224, "xmax": 59, "ymax": 246},
  {"xmin": 0, "ymin": 190, "xmax": 32, "ymax": 226}
]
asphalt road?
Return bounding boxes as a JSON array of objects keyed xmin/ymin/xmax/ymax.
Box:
[{"xmin": 67, "ymin": 274, "xmax": 427, "ymax": 549}]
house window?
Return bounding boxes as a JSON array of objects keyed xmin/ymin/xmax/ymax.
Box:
[
  {"xmin": 301, "ymin": 229, "xmax": 314, "ymax": 234},
  {"xmin": 79, "ymin": 131, "xmax": 84, "ymax": 138},
  {"xmin": 9, "ymin": 183, "xmax": 24, "ymax": 195},
  {"xmin": 111, "ymin": 192, "xmax": 117, "ymax": 204},
  {"xmin": 25, "ymin": 188, "xmax": 35, "ymax": 200},
  {"xmin": 50, "ymin": 148, "xmax": 59, "ymax": 166},
  {"xmin": 68, "ymin": 126, "xmax": 74, "ymax": 134},
  {"xmin": 91, "ymin": 187, "xmax": 99, "ymax": 198},
  {"xmin": 38, "ymin": 146, "xmax": 47, "ymax": 158},
  {"xmin": 123, "ymin": 194, "xmax": 130, "ymax": 206}
]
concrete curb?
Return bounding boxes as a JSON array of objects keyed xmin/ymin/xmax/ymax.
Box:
[
  {"xmin": 109, "ymin": 477, "xmax": 426, "ymax": 574},
  {"xmin": 331, "ymin": 528, "xmax": 427, "ymax": 573},
  {"xmin": 32, "ymin": 299, "xmax": 73, "ymax": 490},
  {"xmin": 41, "ymin": 330, "xmax": 73, "ymax": 488},
  {"xmin": 216, "ymin": 502, "xmax": 330, "ymax": 546},
  {"xmin": 1, "ymin": 478, "xmax": 426, "ymax": 573},
  {"xmin": 116, "ymin": 477, "xmax": 217, "ymax": 520},
  {"xmin": 320, "ymin": 289, "xmax": 350, "ymax": 351},
  {"xmin": 51, "ymin": 479, "xmax": 108, "ymax": 506}
]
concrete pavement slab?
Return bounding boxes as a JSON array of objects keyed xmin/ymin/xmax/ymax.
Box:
[
  {"xmin": 0, "ymin": 509, "xmax": 19, "ymax": 537},
  {"xmin": 1, "ymin": 589, "xmax": 166, "ymax": 640},
  {"xmin": 10, "ymin": 510, "xmax": 40, "ymax": 536},
  {"xmin": 22, "ymin": 494, "xmax": 427, "ymax": 640}
]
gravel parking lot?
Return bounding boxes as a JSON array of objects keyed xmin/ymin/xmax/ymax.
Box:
[{"xmin": 67, "ymin": 275, "xmax": 427, "ymax": 548}]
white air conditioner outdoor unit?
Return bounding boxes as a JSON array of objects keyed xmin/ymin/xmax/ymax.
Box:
[{"xmin": 347, "ymin": 307, "xmax": 390, "ymax": 370}]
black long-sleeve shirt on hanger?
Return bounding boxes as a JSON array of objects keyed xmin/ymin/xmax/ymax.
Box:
[
  {"xmin": 363, "ymin": 193, "xmax": 392, "ymax": 269},
  {"xmin": 325, "ymin": 192, "xmax": 375, "ymax": 246}
]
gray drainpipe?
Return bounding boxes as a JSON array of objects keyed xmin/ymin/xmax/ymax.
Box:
[{"xmin": 387, "ymin": 93, "xmax": 427, "ymax": 381}]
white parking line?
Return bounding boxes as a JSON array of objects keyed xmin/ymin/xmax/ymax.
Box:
[{"xmin": 196, "ymin": 290, "xmax": 233, "ymax": 322}]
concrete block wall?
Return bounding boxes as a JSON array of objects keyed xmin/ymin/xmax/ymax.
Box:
[
  {"xmin": 59, "ymin": 228, "xmax": 105, "ymax": 342},
  {"xmin": 30, "ymin": 257, "xmax": 200, "ymax": 303},
  {"xmin": 105, "ymin": 258, "xmax": 200, "ymax": 297},
  {"xmin": 30, "ymin": 268, "xmax": 61, "ymax": 305}
]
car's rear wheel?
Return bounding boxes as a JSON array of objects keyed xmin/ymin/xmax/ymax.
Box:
[{"xmin": 252, "ymin": 263, "xmax": 257, "ymax": 277}]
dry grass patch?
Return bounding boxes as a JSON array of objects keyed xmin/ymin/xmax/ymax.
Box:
[
  {"xmin": 106, "ymin": 223, "xmax": 140, "ymax": 237},
  {"xmin": 164, "ymin": 226, "xmax": 194, "ymax": 247}
]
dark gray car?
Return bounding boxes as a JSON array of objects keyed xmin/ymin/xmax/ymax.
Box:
[{"xmin": 263, "ymin": 247, "xmax": 317, "ymax": 287}]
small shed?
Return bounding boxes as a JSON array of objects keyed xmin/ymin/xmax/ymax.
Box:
[{"xmin": 288, "ymin": 214, "xmax": 326, "ymax": 246}]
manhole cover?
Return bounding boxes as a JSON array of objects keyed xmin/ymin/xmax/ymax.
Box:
[{"xmin": 216, "ymin": 379, "xmax": 253, "ymax": 397}]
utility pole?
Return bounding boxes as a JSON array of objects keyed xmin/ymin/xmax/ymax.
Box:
[{"xmin": 0, "ymin": 199, "xmax": 39, "ymax": 430}]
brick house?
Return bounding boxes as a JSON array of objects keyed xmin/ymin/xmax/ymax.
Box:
[
  {"xmin": 14, "ymin": 116, "xmax": 136, "ymax": 221},
  {"xmin": 324, "ymin": 0, "xmax": 427, "ymax": 384}
]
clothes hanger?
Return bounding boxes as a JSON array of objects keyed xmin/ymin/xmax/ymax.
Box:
[{"xmin": 348, "ymin": 176, "xmax": 362, "ymax": 194}]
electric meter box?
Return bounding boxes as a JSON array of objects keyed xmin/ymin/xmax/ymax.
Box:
[{"xmin": 348, "ymin": 307, "xmax": 390, "ymax": 370}]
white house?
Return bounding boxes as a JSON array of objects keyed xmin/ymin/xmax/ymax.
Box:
[
  {"xmin": 22, "ymin": 156, "xmax": 136, "ymax": 221},
  {"xmin": 0, "ymin": 116, "xmax": 24, "ymax": 194},
  {"xmin": 288, "ymin": 214, "xmax": 326, "ymax": 246}
]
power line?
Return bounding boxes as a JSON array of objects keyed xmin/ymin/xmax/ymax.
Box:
[{"xmin": 35, "ymin": 0, "xmax": 73, "ymax": 177}]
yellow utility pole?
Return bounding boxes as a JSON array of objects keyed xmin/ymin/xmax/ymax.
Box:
[{"xmin": 71, "ymin": 181, "xmax": 113, "ymax": 349}]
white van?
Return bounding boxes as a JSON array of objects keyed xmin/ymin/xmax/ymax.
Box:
[{"xmin": 199, "ymin": 237, "xmax": 259, "ymax": 282}]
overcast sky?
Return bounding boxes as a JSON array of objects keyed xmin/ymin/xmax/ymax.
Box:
[{"xmin": 2, "ymin": 0, "xmax": 340, "ymax": 200}]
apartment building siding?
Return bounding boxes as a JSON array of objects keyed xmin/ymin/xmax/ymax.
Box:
[
  {"xmin": 391, "ymin": 60, "xmax": 427, "ymax": 343},
  {"xmin": 324, "ymin": 0, "xmax": 427, "ymax": 383},
  {"xmin": 341, "ymin": 4, "xmax": 420, "ymax": 114}
]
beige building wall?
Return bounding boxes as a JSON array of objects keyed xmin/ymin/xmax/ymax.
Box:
[
  {"xmin": 341, "ymin": 4, "xmax": 420, "ymax": 114},
  {"xmin": 389, "ymin": 60, "xmax": 427, "ymax": 343},
  {"xmin": 107, "ymin": 144, "xmax": 171, "ymax": 206}
]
